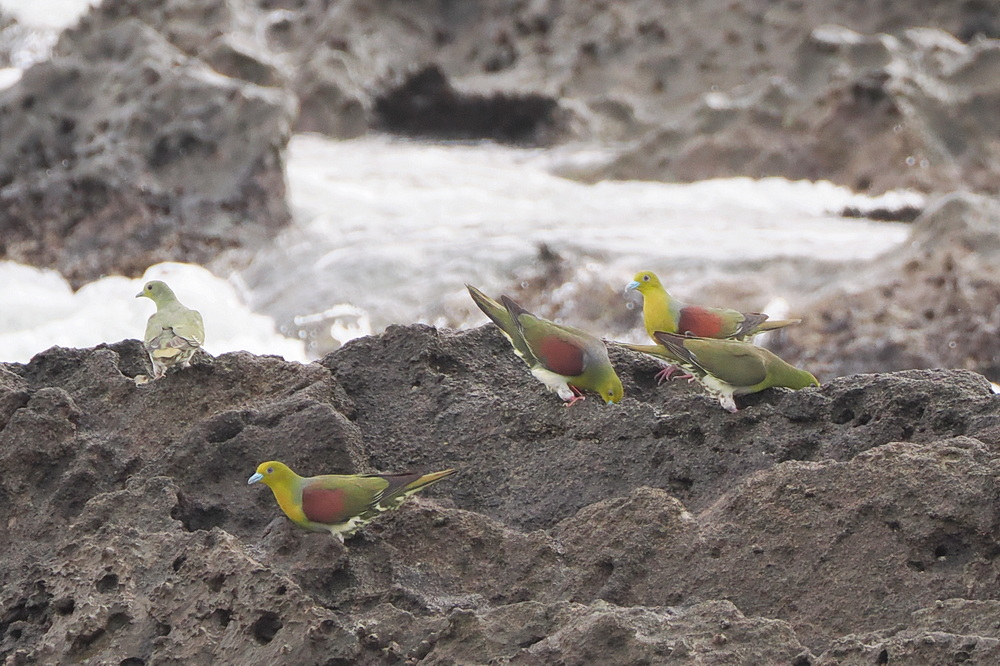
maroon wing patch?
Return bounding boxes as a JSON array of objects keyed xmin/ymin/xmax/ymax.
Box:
[
  {"xmin": 536, "ymin": 336, "xmax": 586, "ymax": 376},
  {"xmin": 677, "ymin": 306, "xmax": 725, "ymax": 338},
  {"xmin": 301, "ymin": 486, "xmax": 348, "ymax": 524}
]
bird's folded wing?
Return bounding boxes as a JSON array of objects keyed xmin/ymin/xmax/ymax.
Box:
[
  {"xmin": 677, "ymin": 306, "xmax": 728, "ymax": 338},
  {"xmin": 171, "ymin": 312, "xmax": 205, "ymax": 346},
  {"xmin": 301, "ymin": 485, "xmax": 351, "ymax": 524},
  {"xmin": 519, "ymin": 323, "xmax": 587, "ymax": 377},
  {"xmin": 687, "ymin": 341, "xmax": 769, "ymax": 386}
]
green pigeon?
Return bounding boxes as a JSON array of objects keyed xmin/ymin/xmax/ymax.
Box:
[
  {"xmin": 136, "ymin": 280, "xmax": 205, "ymax": 382},
  {"xmin": 626, "ymin": 270, "xmax": 800, "ymax": 341},
  {"xmin": 248, "ymin": 461, "xmax": 456, "ymax": 541},
  {"xmin": 653, "ymin": 331, "xmax": 819, "ymax": 412},
  {"xmin": 625, "ymin": 270, "xmax": 800, "ymax": 383},
  {"xmin": 467, "ymin": 285, "xmax": 624, "ymax": 405}
]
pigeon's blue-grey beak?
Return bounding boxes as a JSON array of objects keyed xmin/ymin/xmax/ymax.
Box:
[
  {"xmin": 625, "ymin": 281, "xmax": 640, "ymax": 293},
  {"xmin": 247, "ymin": 473, "xmax": 263, "ymax": 485}
]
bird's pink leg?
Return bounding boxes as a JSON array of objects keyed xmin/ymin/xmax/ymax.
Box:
[
  {"xmin": 565, "ymin": 385, "xmax": 586, "ymax": 406},
  {"xmin": 655, "ymin": 364, "xmax": 692, "ymax": 384}
]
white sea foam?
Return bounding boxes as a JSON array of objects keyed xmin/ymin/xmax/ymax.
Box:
[
  {"xmin": 0, "ymin": 66, "xmax": 21, "ymax": 89},
  {"xmin": 0, "ymin": 0, "xmax": 96, "ymax": 29},
  {"xmin": 1, "ymin": 134, "xmax": 920, "ymax": 362},
  {"xmin": 0, "ymin": 262, "xmax": 307, "ymax": 364},
  {"xmin": 236, "ymin": 134, "xmax": 915, "ymax": 347}
]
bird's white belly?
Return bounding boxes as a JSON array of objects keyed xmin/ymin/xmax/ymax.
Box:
[
  {"xmin": 701, "ymin": 374, "xmax": 738, "ymax": 412},
  {"xmin": 530, "ymin": 366, "xmax": 575, "ymax": 401}
]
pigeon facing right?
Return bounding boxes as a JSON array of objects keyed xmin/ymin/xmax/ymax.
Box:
[
  {"xmin": 653, "ymin": 331, "xmax": 818, "ymax": 412},
  {"xmin": 467, "ymin": 284, "xmax": 624, "ymax": 405}
]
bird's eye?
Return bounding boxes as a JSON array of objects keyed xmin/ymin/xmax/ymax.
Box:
[
  {"xmin": 266, "ymin": 467, "xmax": 273, "ymax": 474},
  {"xmin": 643, "ymin": 275, "xmax": 650, "ymax": 281}
]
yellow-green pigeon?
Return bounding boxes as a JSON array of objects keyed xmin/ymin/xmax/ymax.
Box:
[
  {"xmin": 626, "ymin": 271, "xmax": 800, "ymax": 341},
  {"xmin": 653, "ymin": 331, "xmax": 819, "ymax": 412},
  {"xmin": 248, "ymin": 461, "xmax": 456, "ymax": 541},
  {"xmin": 625, "ymin": 270, "xmax": 800, "ymax": 383},
  {"xmin": 467, "ymin": 284, "xmax": 623, "ymax": 405},
  {"xmin": 136, "ymin": 280, "xmax": 205, "ymax": 382}
]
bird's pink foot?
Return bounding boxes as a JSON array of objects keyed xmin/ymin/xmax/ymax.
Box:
[
  {"xmin": 565, "ymin": 386, "xmax": 586, "ymax": 406},
  {"xmin": 655, "ymin": 365, "xmax": 693, "ymax": 384}
]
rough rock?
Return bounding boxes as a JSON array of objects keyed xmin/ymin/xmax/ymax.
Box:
[
  {"xmin": 774, "ymin": 192, "xmax": 1000, "ymax": 382},
  {"xmin": 329, "ymin": 324, "xmax": 998, "ymax": 526},
  {"xmin": 0, "ymin": 18, "xmax": 294, "ymax": 287},
  {"xmin": 3, "ymin": 324, "xmax": 1000, "ymax": 663},
  {"xmin": 590, "ymin": 25, "xmax": 1000, "ymax": 194},
  {"xmin": 86, "ymin": 0, "xmax": 570, "ymax": 143},
  {"xmin": 70, "ymin": 0, "xmax": 1000, "ymax": 191},
  {"xmin": 430, "ymin": 600, "xmax": 810, "ymax": 665}
]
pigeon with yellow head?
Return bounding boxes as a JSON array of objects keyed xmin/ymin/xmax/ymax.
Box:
[
  {"xmin": 625, "ymin": 270, "xmax": 800, "ymax": 382},
  {"xmin": 248, "ymin": 461, "xmax": 456, "ymax": 541}
]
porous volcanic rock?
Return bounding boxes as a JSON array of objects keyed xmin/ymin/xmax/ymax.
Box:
[
  {"xmin": 0, "ymin": 18, "xmax": 294, "ymax": 287},
  {"xmin": 3, "ymin": 324, "xmax": 1000, "ymax": 663},
  {"xmin": 590, "ymin": 25, "xmax": 1000, "ymax": 194},
  {"xmin": 66, "ymin": 0, "xmax": 1000, "ymax": 190},
  {"xmin": 85, "ymin": 0, "xmax": 574, "ymax": 143},
  {"xmin": 774, "ymin": 192, "xmax": 1000, "ymax": 382}
]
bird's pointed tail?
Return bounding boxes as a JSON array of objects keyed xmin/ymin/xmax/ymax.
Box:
[
  {"xmin": 467, "ymin": 284, "xmax": 517, "ymax": 336},
  {"xmin": 756, "ymin": 318, "xmax": 801, "ymax": 332},
  {"xmin": 377, "ymin": 469, "xmax": 457, "ymax": 511},
  {"xmin": 652, "ymin": 331, "xmax": 698, "ymax": 366},
  {"xmin": 467, "ymin": 284, "xmax": 536, "ymax": 363},
  {"xmin": 405, "ymin": 468, "xmax": 457, "ymax": 494}
]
